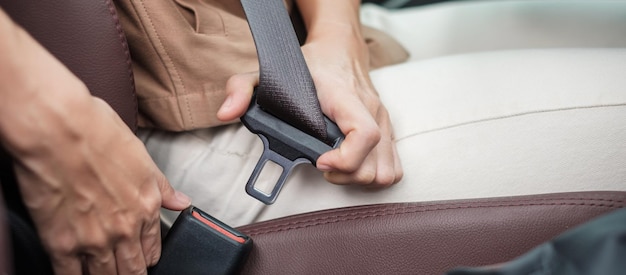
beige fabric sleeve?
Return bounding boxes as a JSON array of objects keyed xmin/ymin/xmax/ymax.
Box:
[{"xmin": 115, "ymin": 0, "xmax": 408, "ymax": 131}]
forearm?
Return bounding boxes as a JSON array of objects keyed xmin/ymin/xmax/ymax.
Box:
[{"xmin": 0, "ymin": 8, "xmax": 93, "ymax": 155}]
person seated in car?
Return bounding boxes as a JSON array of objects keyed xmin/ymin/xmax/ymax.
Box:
[{"xmin": 2, "ymin": 1, "xmax": 625, "ymax": 274}]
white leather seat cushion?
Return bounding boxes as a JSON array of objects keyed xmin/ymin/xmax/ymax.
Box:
[{"xmin": 249, "ymin": 49, "xmax": 626, "ymax": 222}]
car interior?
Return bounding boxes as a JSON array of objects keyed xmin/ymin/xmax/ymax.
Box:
[{"xmin": 0, "ymin": 0, "xmax": 624, "ymax": 274}]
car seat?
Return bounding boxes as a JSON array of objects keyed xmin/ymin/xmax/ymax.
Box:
[{"xmin": 0, "ymin": 0, "xmax": 623, "ymax": 274}]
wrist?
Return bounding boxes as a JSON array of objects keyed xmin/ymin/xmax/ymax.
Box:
[
  {"xmin": 295, "ymin": 0, "xmax": 363, "ymax": 44},
  {"xmin": 305, "ymin": 22, "xmax": 364, "ymax": 46},
  {"xmin": 0, "ymin": 78, "xmax": 93, "ymax": 157}
]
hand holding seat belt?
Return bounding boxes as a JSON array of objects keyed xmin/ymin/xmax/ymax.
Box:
[{"xmin": 240, "ymin": 0, "xmax": 344, "ymax": 204}]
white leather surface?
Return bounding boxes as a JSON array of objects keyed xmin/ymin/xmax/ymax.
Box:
[{"xmin": 254, "ymin": 49, "xmax": 626, "ymax": 223}]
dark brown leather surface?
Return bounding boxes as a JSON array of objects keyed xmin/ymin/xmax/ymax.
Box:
[
  {"xmin": 0, "ymin": 0, "xmax": 137, "ymax": 131},
  {"xmin": 239, "ymin": 191, "xmax": 626, "ymax": 275},
  {"xmin": 0, "ymin": 184, "xmax": 10, "ymax": 275}
]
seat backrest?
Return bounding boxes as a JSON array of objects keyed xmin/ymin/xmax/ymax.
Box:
[
  {"xmin": 0, "ymin": 0, "xmax": 137, "ymax": 273},
  {"xmin": 0, "ymin": 0, "xmax": 137, "ymax": 131}
]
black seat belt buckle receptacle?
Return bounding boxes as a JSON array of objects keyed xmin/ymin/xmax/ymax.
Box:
[
  {"xmin": 149, "ymin": 206, "xmax": 252, "ymax": 275},
  {"xmin": 241, "ymin": 92, "xmax": 344, "ymax": 205}
]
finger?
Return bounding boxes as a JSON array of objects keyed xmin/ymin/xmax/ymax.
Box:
[
  {"xmin": 317, "ymin": 119, "xmax": 380, "ymax": 173},
  {"xmin": 392, "ymin": 143, "xmax": 404, "ymax": 183},
  {"xmin": 316, "ymin": 104, "xmax": 380, "ymax": 173},
  {"xmin": 140, "ymin": 209, "xmax": 163, "ymax": 267},
  {"xmin": 324, "ymin": 152, "xmax": 378, "ymax": 185},
  {"xmin": 156, "ymin": 171, "xmax": 191, "ymax": 211},
  {"xmin": 115, "ymin": 238, "xmax": 148, "ymax": 275},
  {"xmin": 85, "ymin": 250, "xmax": 117, "ymax": 275},
  {"xmin": 322, "ymin": 135, "xmax": 396, "ymax": 185},
  {"xmin": 51, "ymin": 255, "xmax": 82, "ymax": 275},
  {"xmin": 371, "ymin": 139, "xmax": 398, "ymax": 187},
  {"xmin": 217, "ymin": 72, "xmax": 259, "ymax": 121},
  {"xmin": 383, "ymin": 108, "xmax": 404, "ymax": 184},
  {"xmin": 373, "ymin": 110, "xmax": 402, "ymax": 187}
]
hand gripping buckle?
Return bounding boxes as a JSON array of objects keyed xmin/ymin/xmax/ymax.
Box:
[{"xmin": 240, "ymin": 92, "xmax": 343, "ymax": 204}]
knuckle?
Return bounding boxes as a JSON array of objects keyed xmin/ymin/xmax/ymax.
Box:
[
  {"xmin": 116, "ymin": 224, "xmax": 136, "ymax": 240},
  {"xmin": 225, "ymin": 74, "xmax": 240, "ymax": 89},
  {"xmin": 363, "ymin": 93, "xmax": 383, "ymax": 112},
  {"xmin": 375, "ymin": 166, "xmax": 400, "ymax": 187},
  {"xmin": 118, "ymin": 248, "xmax": 147, "ymax": 274},
  {"xmin": 91, "ymin": 252, "xmax": 115, "ymax": 266},
  {"xmin": 135, "ymin": 187, "xmax": 163, "ymax": 216},
  {"xmin": 375, "ymin": 172, "xmax": 395, "ymax": 187},
  {"xmin": 362, "ymin": 124, "xmax": 382, "ymax": 145},
  {"xmin": 142, "ymin": 195, "xmax": 162, "ymax": 214},
  {"xmin": 354, "ymin": 170, "xmax": 376, "ymax": 185},
  {"xmin": 110, "ymin": 215, "xmax": 138, "ymax": 240},
  {"xmin": 336, "ymin": 158, "xmax": 362, "ymax": 173},
  {"xmin": 376, "ymin": 104, "xmax": 390, "ymax": 118},
  {"xmin": 145, "ymin": 220, "xmax": 161, "ymax": 237},
  {"xmin": 126, "ymin": 261, "xmax": 147, "ymax": 275},
  {"xmin": 83, "ymin": 233, "xmax": 109, "ymax": 250},
  {"xmin": 47, "ymin": 234, "xmax": 77, "ymax": 256},
  {"xmin": 148, "ymin": 246, "xmax": 162, "ymax": 267},
  {"xmin": 367, "ymin": 100, "xmax": 383, "ymax": 115}
]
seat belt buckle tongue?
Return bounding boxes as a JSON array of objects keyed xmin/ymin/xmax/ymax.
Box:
[{"xmin": 241, "ymin": 92, "xmax": 343, "ymax": 205}]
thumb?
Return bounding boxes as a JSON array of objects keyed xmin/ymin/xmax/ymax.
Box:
[
  {"xmin": 217, "ymin": 72, "xmax": 259, "ymax": 122},
  {"xmin": 157, "ymin": 172, "xmax": 191, "ymax": 211}
]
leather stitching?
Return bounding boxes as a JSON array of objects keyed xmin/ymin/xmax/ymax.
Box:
[
  {"xmin": 246, "ymin": 201, "xmax": 623, "ymax": 236},
  {"xmin": 244, "ymin": 199, "xmax": 625, "ymax": 236},
  {"xmin": 103, "ymin": 0, "xmax": 138, "ymax": 130},
  {"xmin": 245, "ymin": 196, "xmax": 625, "ymax": 233},
  {"xmin": 397, "ymin": 103, "xmax": 626, "ymax": 141}
]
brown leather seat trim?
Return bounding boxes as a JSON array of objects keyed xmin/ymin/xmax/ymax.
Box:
[
  {"xmin": 239, "ymin": 191, "xmax": 626, "ymax": 275},
  {"xmin": 243, "ymin": 193, "xmax": 624, "ymax": 236}
]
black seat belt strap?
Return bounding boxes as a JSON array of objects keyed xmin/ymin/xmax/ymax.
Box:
[
  {"xmin": 240, "ymin": 0, "xmax": 343, "ymax": 204},
  {"xmin": 241, "ymin": 0, "xmax": 325, "ymax": 139}
]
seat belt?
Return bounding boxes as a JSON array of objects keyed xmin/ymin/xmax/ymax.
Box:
[
  {"xmin": 154, "ymin": 3, "xmax": 342, "ymax": 271},
  {"xmin": 240, "ymin": 0, "xmax": 344, "ymax": 204},
  {"xmin": 155, "ymin": 2, "xmax": 345, "ymax": 273},
  {"xmin": 241, "ymin": 0, "xmax": 325, "ymax": 139}
]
